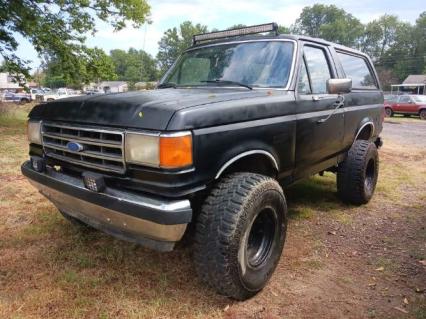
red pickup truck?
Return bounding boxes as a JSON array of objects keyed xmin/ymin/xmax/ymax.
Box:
[{"xmin": 384, "ymin": 95, "xmax": 426, "ymax": 120}]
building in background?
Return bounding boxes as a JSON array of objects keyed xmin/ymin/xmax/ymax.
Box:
[
  {"xmin": 97, "ymin": 81, "xmax": 128, "ymax": 93},
  {"xmin": 403, "ymin": 74, "xmax": 426, "ymax": 86},
  {"xmin": 0, "ymin": 73, "xmax": 21, "ymax": 91},
  {"xmin": 390, "ymin": 74, "xmax": 426, "ymax": 95}
]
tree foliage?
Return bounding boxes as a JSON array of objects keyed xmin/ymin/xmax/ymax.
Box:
[
  {"xmin": 0, "ymin": 0, "xmax": 150, "ymax": 79},
  {"xmin": 42, "ymin": 47, "xmax": 117, "ymax": 88},
  {"xmin": 292, "ymin": 5, "xmax": 425, "ymax": 86},
  {"xmin": 293, "ymin": 4, "xmax": 364, "ymax": 47},
  {"xmin": 2, "ymin": 1, "xmax": 424, "ymax": 91},
  {"xmin": 110, "ymin": 48, "xmax": 157, "ymax": 84},
  {"xmin": 360, "ymin": 15, "xmax": 402, "ymax": 61},
  {"xmin": 157, "ymin": 21, "xmax": 208, "ymax": 75}
]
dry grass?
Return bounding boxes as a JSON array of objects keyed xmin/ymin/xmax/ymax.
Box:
[{"xmin": 0, "ymin": 105, "xmax": 425, "ymax": 319}]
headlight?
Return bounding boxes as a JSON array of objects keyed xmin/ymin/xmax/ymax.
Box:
[
  {"xmin": 125, "ymin": 131, "xmax": 193, "ymax": 169},
  {"xmin": 27, "ymin": 120, "xmax": 42, "ymax": 144}
]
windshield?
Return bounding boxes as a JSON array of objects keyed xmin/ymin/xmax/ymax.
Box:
[
  {"xmin": 412, "ymin": 95, "xmax": 426, "ymax": 103},
  {"xmin": 162, "ymin": 41, "xmax": 294, "ymax": 88}
]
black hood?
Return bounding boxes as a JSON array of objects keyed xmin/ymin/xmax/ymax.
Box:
[{"xmin": 29, "ymin": 88, "xmax": 269, "ymax": 130}]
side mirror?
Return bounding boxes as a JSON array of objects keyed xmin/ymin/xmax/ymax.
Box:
[{"xmin": 327, "ymin": 78, "xmax": 352, "ymax": 94}]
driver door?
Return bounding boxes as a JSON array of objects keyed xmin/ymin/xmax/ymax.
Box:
[{"xmin": 294, "ymin": 44, "xmax": 345, "ymax": 178}]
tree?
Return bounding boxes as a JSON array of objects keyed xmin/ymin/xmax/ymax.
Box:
[
  {"xmin": 0, "ymin": 0, "xmax": 150, "ymax": 80},
  {"xmin": 277, "ymin": 25, "xmax": 290, "ymax": 34},
  {"xmin": 360, "ymin": 15, "xmax": 401, "ymax": 61},
  {"xmin": 110, "ymin": 48, "xmax": 158, "ymax": 84},
  {"xmin": 377, "ymin": 12, "xmax": 426, "ymax": 82},
  {"xmin": 157, "ymin": 21, "xmax": 208, "ymax": 74},
  {"xmin": 84, "ymin": 48, "xmax": 117, "ymax": 83},
  {"xmin": 42, "ymin": 47, "xmax": 117, "ymax": 88},
  {"xmin": 293, "ymin": 4, "xmax": 364, "ymax": 47}
]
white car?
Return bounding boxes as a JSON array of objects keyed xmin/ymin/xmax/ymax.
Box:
[
  {"xmin": 30, "ymin": 88, "xmax": 46, "ymax": 101},
  {"xmin": 36, "ymin": 88, "xmax": 81, "ymax": 102}
]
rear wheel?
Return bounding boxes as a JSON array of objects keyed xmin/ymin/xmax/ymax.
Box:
[
  {"xmin": 420, "ymin": 109, "xmax": 426, "ymax": 120},
  {"xmin": 385, "ymin": 107, "xmax": 393, "ymax": 117},
  {"xmin": 337, "ymin": 140, "xmax": 379, "ymax": 205},
  {"xmin": 193, "ymin": 173, "xmax": 287, "ymax": 300}
]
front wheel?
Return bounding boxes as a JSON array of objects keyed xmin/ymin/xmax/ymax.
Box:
[
  {"xmin": 337, "ymin": 140, "xmax": 379, "ymax": 205},
  {"xmin": 193, "ymin": 173, "xmax": 287, "ymax": 300},
  {"xmin": 420, "ymin": 109, "xmax": 426, "ymax": 120}
]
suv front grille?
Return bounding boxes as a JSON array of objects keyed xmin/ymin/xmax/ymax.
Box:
[{"xmin": 41, "ymin": 122, "xmax": 125, "ymax": 173}]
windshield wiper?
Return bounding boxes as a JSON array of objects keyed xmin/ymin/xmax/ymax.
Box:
[
  {"xmin": 201, "ymin": 79, "xmax": 252, "ymax": 90},
  {"xmin": 157, "ymin": 82, "xmax": 177, "ymax": 89}
]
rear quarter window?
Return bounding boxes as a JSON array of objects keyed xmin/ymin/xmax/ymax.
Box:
[{"xmin": 337, "ymin": 52, "xmax": 377, "ymax": 89}]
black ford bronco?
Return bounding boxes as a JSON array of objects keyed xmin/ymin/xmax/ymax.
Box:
[{"xmin": 22, "ymin": 23, "xmax": 384, "ymax": 300}]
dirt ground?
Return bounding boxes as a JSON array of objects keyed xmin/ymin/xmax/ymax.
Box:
[{"xmin": 0, "ymin": 109, "xmax": 425, "ymax": 319}]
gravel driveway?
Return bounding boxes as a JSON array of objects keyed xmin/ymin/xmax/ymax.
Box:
[{"xmin": 383, "ymin": 117, "xmax": 426, "ymax": 147}]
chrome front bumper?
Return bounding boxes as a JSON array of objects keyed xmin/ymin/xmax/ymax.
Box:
[{"xmin": 21, "ymin": 161, "xmax": 192, "ymax": 251}]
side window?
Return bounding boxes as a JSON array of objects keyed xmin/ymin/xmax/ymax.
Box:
[
  {"xmin": 399, "ymin": 96, "xmax": 410, "ymax": 103},
  {"xmin": 337, "ymin": 52, "xmax": 377, "ymax": 89},
  {"xmin": 303, "ymin": 46, "xmax": 331, "ymax": 94},
  {"xmin": 297, "ymin": 59, "xmax": 311, "ymax": 94}
]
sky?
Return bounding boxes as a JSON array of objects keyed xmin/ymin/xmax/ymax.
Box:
[{"xmin": 10, "ymin": 0, "xmax": 425, "ymax": 71}]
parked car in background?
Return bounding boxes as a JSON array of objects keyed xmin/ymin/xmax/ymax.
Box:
[
  {"xmin": 384, "ymin": 94, "xmax": 397, "ymax": 104},
  {"xmin": 1, "ymin": 91, "xmax": 31, "ymax": 104},
  {"xmin": 30, "ymin": 88, "xmax": 47, "ymax": 101},
  {"xmin": 36, "ymin": 88, "xmax": 81, "ymax": 102},
  {"xmin": 384, "ymin": 94, "xmax": 426, "ymax": 119},
  {"xmin": 85, "ymin": 89, "xmax": 103, "ymax": 95}
]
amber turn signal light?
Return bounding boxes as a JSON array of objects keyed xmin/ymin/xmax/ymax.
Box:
[{"xmin": 159, "ymin": 133, "xmax": 193, "ymax": 169}]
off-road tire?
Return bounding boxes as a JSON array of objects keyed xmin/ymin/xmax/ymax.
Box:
[
  {"xmin": 337, "ymin": 140, "xmax": 379, "ymax": 205},
  {"xmin": 420, "ymin": 109, "xmax": 426, "ymax": 120},
  {"xmin": 59, "ymin": 210, "xmax": 93, "ymax": 229},
  {"xmin": 193, "ymin": 173, "xmax": 287, "ymax": 300}
]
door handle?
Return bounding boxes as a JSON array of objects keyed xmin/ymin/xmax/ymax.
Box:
[
  {"xmin": 312, "ymin": 95, "xmax": 329, "ymax": 101},
  {"xmin": 317, "ymin": 95, "xmax": 345, "ymax": 124}
]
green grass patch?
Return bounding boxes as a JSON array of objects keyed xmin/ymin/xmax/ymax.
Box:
[
  {"xmin": 304, "ymin": 258, "xmax": 323, "ymax": 270},
  {"xmin": 330, "ymin": 211, "xmax": 353, "ymax": 225},
  {"xmin": 289, "ymin": 206, "xmax": 315, "ymax": 220},
  {"xmin": 0, "ymin": 104, "xmax": 29, "ymax": 132},
  {"xmin": 373, "ymin": 256, "xmax": 399, "ymax": 273}
]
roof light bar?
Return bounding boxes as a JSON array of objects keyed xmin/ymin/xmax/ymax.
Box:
[{"xmin": 192, "ymin": 23, "xmax": 278, "ymax": 45}]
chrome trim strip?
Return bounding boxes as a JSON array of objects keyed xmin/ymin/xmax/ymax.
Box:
[
  {"xmin": 354, "ymin": 121, "xmax": 375, "ymax": 142},
  {"xmin": 45, "ymin": 153, "xmax": 124, "ymax": 173},
  {"xmin": 43, "ymin": 122, "xmax": 125, "ymax": 135},
  {"xmin": 43, "ymin": 132, "xmax": 122, "ymax": 148},
  {"xmin": 125, "ymin": 130, "xmax": 161, "ymax": 137},
  {"xmin": 44, "ymin": 143, "xmax": 123, "ymax": 162},
  {"xmin": 215, "ymin": 150, "xmax": 279, "ymax": 179},
  {"xmin": 160, "ymin": 131, "xmax": 192, "ymax": 138}
]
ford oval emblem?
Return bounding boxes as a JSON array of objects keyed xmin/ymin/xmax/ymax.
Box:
[{"xmin": 66, "ymin": 141, "xmax": 84, "ymax": 152}]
